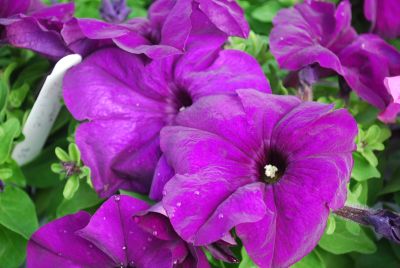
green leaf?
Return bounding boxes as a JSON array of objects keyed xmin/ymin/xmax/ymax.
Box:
[
  {"xmin": 68, "ymin": 143, "xmax": 81, "ymax": 164},
  {"xmin": 8, "ymin": 83, "xmax": 29, "ymax": 108},
  {"xmin": 353, "ymin": 241, "xmax": 400, "ymax": 268},
  {"xmin": 0, "ymin": 77, "xmax": 8, "ymax": 118},
  {"xmin": 55, "ymin": 147, "xmax": 70, "ymax": 162},
  {"xmin": 57, "ymin": 182, "xmax": 102, "ymax": 217},
  {"xmin": 360, "ymin": 149, "xmax": 378, "ymax": 167},
  {"xmin": 292, "ymin": 249, "xmax": 325, "ymax": 268},
  {"xmin": 318, "ymin": 248, "xmax": 354, "ymax": 268},
  {"xmin": 319, "ymin": 216, "xmax": 376, "ymax": 254},
  {"xmin": 0, "ymin": 118, "xmax": 21, "ymax": 164},
  {"xmin": 325, "ymin": 214, "xmax": 336, "ymax": 235},
  {"xmin": 1, "ymin": 159, "xmax": 26, "ymax": 187},
  {"xmin": 351, "ymin": 153, "xmax": 380, "ymax": 181},
  {"xmin": 0, "ymin": 225, "xmax": 27, "ymax": 268},
  {"xmin": 0, "ymin": 185, "xmax": 38, "ymax": 239},
  {"xmin": 63, "ymin": 175, "xmax": 80, "ymax": 200},
  {"xmin": 251, "ymin": 2, "xmax": 281, "ymax": 23},
  {"xmin": 239, "ymin": 247, "xmax": 257, "ymax": 268}
]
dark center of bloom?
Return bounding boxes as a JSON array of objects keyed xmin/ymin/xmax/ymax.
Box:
[
  {"xmin": 259, "ymin": 149, "xmax": 287, "ymax": 184},
  {"xmin": 175, "ymin": 88, "xmax": 193, "ymax": 111}
]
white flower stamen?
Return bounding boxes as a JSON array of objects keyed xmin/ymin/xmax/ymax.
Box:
[{"xmin": 264, "ymin": 164, "xmax": 278, "ymax": 179}]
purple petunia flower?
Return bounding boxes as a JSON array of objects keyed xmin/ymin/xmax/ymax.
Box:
[
  {"xmin": 0, "ymin": 0, "xmax": 74, "ymax": 60},
  {"xmin": 269, "ymin": 0, "xmax": 356, "ymax": 75},
  {"xmin": 338, "ymin": 34, "xmax": 400, "ymax": 123},
  {"xmin": 157, "ymin": 90, "xmax": 357, "ymax": 267},
  {"xmin": 61, "ymin": 0, "xmax": 249, "ymax": 59},
  {"xmin": 62, "ymin": 45, "xmax": 270, "ymax": 198},
  {"xmin": 378, "ymin": 76, "xmax": 400, "ymax": 122},
  {"xmin": 27, "ymin": 195, "xmax": 212, "ymax": 267},
  {"xmin": 100, "ymin": 0, "xmax": 131, "ymax": 24},
  {"xmin": 364, "ymin": 0, "xmax": 400, "ymax": 39}
]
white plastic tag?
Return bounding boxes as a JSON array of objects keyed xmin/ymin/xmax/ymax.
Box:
[{"xmin": 12, "ymin": 54, "xmax": 82, "ymax": 166}]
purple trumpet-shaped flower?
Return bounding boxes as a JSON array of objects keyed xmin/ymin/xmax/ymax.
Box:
[
  {"xmin": 157, "ymin": 90, "xmax": 357, "ymax": 267},
  {"xmin": 0, "ymin": 179, "xmax": 4, "ymax": 192},
  {"xmin": 270, "ymin": 0, "xmax": 356, "ymax": 74},
  {"xmin": 364, "ymin": 0, "xmax": 400, "ymax": 39},
  {"xmin": 63, "ymin": 45, "xmax": 270, "ymax": 198},
  {"xmin": 62, "ymin": 0, "xmax": 249, "ymax": 59},
  {"xmin": 366, "ymin": 210, "xmax": 400, "ymax": 243},
  {"xmin": 27, "ymin": 195, "xmax": 213, "ymax": 267},
  {"xmin": 335, "ymin": 206, "xmax": 400, "ymax": 244},
  {"xmin": 379, "ymin": 76, "xmax": 400, "ymax": 122},
  {"xmin": 338, "ymin": 35, "xmax": 400, "ymax": 123},
  {"xmin": 100, "ymin": 0, "xmax": 131, "ymax": 24},
  {"xmin": 269, "ymin": 0, "xmax": 400, "ymax": 123},
  {"xmin": 0, "ymin": 0, "xmax": 74, "ymax": 59}
]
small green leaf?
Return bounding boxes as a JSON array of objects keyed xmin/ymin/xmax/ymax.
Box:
[
  {"xmin": 0, "ymin": 77, "xmax": 8, "ymax": 118},
  {"xmin": 57, "ymin": 182, "xmax": 102, "ymax": 217},
  {"xmin": 51, "ymin": 163, "xmax": 63, "ymax": 174},
  {"xmin": 1, "ymin": 159, "xmax": 26, "ymax": 187},
  {"xmin": 292, "ymin": 249, "xmax": 326, "ymax": 268},
  {"xmin": 351, "ymin": 153, "xmax": 380, "ymax": 181},
  {"xmin": 0, "ymin": 185, "xmax": 39, "ymax": 239},
  {"xmin": 360, "ymin": 149, "xmax": 378, "ymax": 167},
  {"xmin": 55, "ymin": 147, "xmax": 70, "ymax": 162},
  {"xmin": 239, "ymin": 247, "xmax": 257, "ymax": 268},
  {"xmin": 0, "ymin": 168, "xmax": 12, "ymax": 179},
  {"xmin": 325, "ymin": 214, "xmax": 336, "ymax": 235},
  {"xmin": 68, "ymin": 143, "xmax": 81, "ymax": 164},
  {"xmin": 8, "ymin": 83, "xmax": 29, "ymax": 108},
  {"xmin": 63, "ymin": 175, "xmax": 80, "ymax": 200},
  {"xmin": 0, "ymin": 118, "xmax": 21, "ymax": 164},
  {"xmin": 0, "ymin": 225, "xmax": 27, "ymax": 268},
  {"xmin": 251, "ymin": 2, "xmax": 282, "ymax": 23},
  {"xmin": 319, "ymin": 216, "xmax": 376, "ymax": 254}
]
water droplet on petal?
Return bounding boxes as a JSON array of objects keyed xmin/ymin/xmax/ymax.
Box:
[
  {"xmin": 176, "ymin": 202, "xmax": 182, "ymax": 207},
  {"xmin": 194, "ymin": 190, "xmax": 200, "ymax": 196},
  {"xmin": 361, "ymin": 43, "xmax": 366, "ymax": 49},
  {"xmin": 103, "ymin": 216, "xmax": 106, "ymax": 220},
  {"xmin": 114, "ymin": 195, "xmax": 121, "ymax": 201},
  {"xmin": 122, "ymin": 246, "xmax": 127, "ymax": 250},
  {"xmin": 218, "ymin": 213, "xmax": 224, "ymax": 219},
  {"xmin": 136, "ymin": 103, "xmax": 140, "ymax": 107},
  {"xmin": 280, "ymin": 37, "xmax": 284, "ymax": 41},
  {"xmin": 162, "ymin": 190, "xmax": 167, "ymax": 196},
  {"xmin": 142, "ymin": 246, "xmax": 147, "ymax": 251},
  {"xmin": 63, "ymin": 230, "xmax": 67, "ymax": 234},
  {"xmin": 173, "ymin": 260, "xmax": 178, "ymax": 264},
  {"xmin": 152, "ymin": 230, "xmax": 158, "ymax": 236}
]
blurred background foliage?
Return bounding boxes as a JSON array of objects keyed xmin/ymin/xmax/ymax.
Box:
[{"xmin": 0, "ymin": 0, "xmax": 400, "ymax": 267}]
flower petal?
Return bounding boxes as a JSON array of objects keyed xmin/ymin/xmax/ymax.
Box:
[{"xmin": 27, "ymin": 212, "xmax": 113, "ymax": 268}]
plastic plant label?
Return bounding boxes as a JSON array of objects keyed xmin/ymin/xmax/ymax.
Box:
[{"xmin": 12, "ymin": 54, "xmax": 82, "ymax": 166}]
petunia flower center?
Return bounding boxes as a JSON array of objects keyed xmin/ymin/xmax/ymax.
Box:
[
  {"xmin": 264, "ymin": 164, "xmax": 278, "ymax": 179},
  {"xmin": 175, "ymin": 88, "xmax": 193, "ymax": 112},
  {"xmin": 260, "ymin": 149, "xmax": 287, "ymax": 184}
]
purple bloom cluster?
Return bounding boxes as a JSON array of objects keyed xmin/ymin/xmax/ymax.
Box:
[
  {"xmin": 270, "ymin": 0, "xmax": 400, "ymax": 123},
  {"xmin": 16, "ymin": 0, "xmax": 364, "ymax": 267}
]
